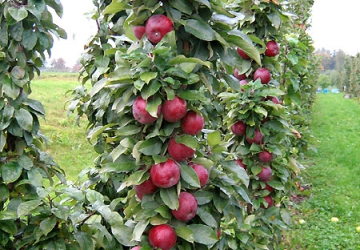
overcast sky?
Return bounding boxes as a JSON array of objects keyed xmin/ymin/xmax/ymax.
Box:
[{"xmin": 50, "ymin": 0, "xmax": 360, "ymax": 67}]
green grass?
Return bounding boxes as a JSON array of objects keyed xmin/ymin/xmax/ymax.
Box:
[
  {"xmin": 285, "ymin": 94, "xmax": 360, "ymax": 249},
  {"xmin": 31, "ymin": 73, "xmax": 97, "ymax": 181}
]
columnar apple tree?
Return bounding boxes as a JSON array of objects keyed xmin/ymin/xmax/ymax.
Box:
[{"xmin": 69, "ymin": 0, "xmax": 310, "ymax": 249}]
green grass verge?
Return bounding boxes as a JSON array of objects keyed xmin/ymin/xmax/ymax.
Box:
[
  {"xmin": 285, "ymin": 94, "xmax": 360, "ymax": 249},
  {"xmin": 31, "ymin": 73, "xmax": 97, "ymax": 181}
]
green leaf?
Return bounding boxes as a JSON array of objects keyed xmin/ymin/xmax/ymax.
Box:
[
  {"xmin": 1, "ymin": 162, "xmax": 22, "ymax": 184},
  {"xmin": 17, "ymin": 200, "xmax": 42, "ymax": 217},
  {"xmin": 287, "ymin": 52, "xmax": 299, "ymax": 65},
  {"xmin": 103, "ymin": 0, "xmax": 129, "ymax": 14},
  {"xmin": 160, "ymin": 187, "xmax": 179, "ymax": 210},
  {"xmin": 11, "ymin": 66, "xmax": 25, "ymax": 79},
  {"xmin": 254, "ymin": 106, "xmax": 268, "ymax": 117},
  {"xmin": 140, "ymin": 72, "xmax": 158, "ymax": 84},
  {"xmin": 197, "ymin": 207, "xmax": 218, "ymax": 228},
  {"xmin": 45, "ymin": 0, "xmax": 63, "ymax": 17},
  {"xmin": 176, "ymin": 226, "xmax": 194, "ymax": 243},
  {"xmin": 175, "ymin": 134, "xmax": 199, "ymax": 150},
  {"xmin": 266, "ymin": 180, "xmax": 285, "ymax": 190},
  {"xmin": 0, "ymin": 220, "xmax": 17, "ymax": 235},
  {"xmin": 86, "ymin": 190, "xmax": 105, "ymax": 204},
  {"xmin": 187, "ymin": 224, "xmax": 218, "ymax": 245},
  {"xmin": 25, "ymin": 99, "xmax": 45, "ymax": 116},
  {"xmin": 169, "ymin": 55, "xmax": 211, "ymax": 69},
  {"xmin": 132, "ymin": 220, "xmax": 149, "ymax": 241},
  {"xmin": 0, "ymin": 184, "xmax": 9, "ymax": 202},
  {"xmin": 74, "ymin": 232, "xmax": 94, "ymax": 250},
  {"xmin": 194, "ymin": 190, "xmax": 214, "ymax": 205},
  {"xmin": 8, "ymin": 7, "xmax": 28, "ymax": 22},
  {"xmin": 27, "ymin": 168, "xmax": 43, "ymax": 187},
  {"xmin": 185, "ymin": 19, "xmax": 216, "ymax": 41},
  {"xmin": 223, "ymin": 74, "xmax": 241, "ymax": 92},
  {"xmin": 40, "ymin": 217, "xmax": 57, "ymax": 236},
  {"xmin": 138, "ymin": 138, "xmax": 162, "ymax": 156},
  {"xmin": 221, "ymin": 160, "xmax": 249, "ymax": 187},
  {"xmin": 180, "ymin": 163, "xmax": 201, "ymax": 188},
  {"xmin": 27, "ymin": 0, "xmax": 46, "ymax": 20},
  {"xmin": 15, "ymin": 108, "xmax": 33, "ymax": 131},
  {"xmin": 207, "ymin": 131, "xmax": 221, "ymax": 147},
  {"xmin": 0, "ymin": 211, "xmax": 16, "ymax": 220},
  {"xmin": 178, "ymin": 90, "xmax": 208, "ymax": 102},
  {"xmin": 169, "ymin": 0, "xmax": 193, "ymax": 15},
  {"xmin": 112, "ymin": 225, "xmax": 134, "ymax": 246},
  {"xmin": 22, "ymin": 30, "xmax": 38, "ymax": 50}
]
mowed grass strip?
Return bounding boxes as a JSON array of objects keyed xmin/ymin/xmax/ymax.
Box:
[
  {"xmin": 31, "ymin": 73, "xmax": 97, "ymax": 181},
  {"xmin": 285, "ymin": 94, "xmax": 360, "ymax": 249}
]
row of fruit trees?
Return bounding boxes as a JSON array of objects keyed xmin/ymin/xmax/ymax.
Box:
[{"xmin": 0, "ymin": 0, "xmax": 318, "ymax": 249}]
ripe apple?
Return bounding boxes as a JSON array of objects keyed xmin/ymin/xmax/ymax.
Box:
[
  {"xmin": 150, "ymin": 159, "xmax": 180, "ymax": 188},
  {"xmin": 234, "ymin": 68, "xmax": 247, "ymax": 80},
  {"xmin": 235, "ymin": 159, "xmax": 247, "ymax": 170},
  {"xmin": 217, "ymin": 229, "xmax": 221, "ymax": 239},
  {"xmin": 246, "ymin": 129, "xmax": 263, "ymax": 144},
  {"xmin": 231, "ymin": 120, "xmax": 247, "ymax": 136},
  {"xmin": 191, "ymin": 163, "xmax": 209, "ymax": 187},
  {"xmin": 162, "ymin": 95, "xmax": 187, "ymax": 123},
  {"xmin": 265, "ymin": 40, "xmax": 280, "ymax": 57},
  {"xmin": 148, "ymin": 224, "xmax": 177, "ymax": 250},
  {"xmin": 171, "ymin": 192, "xmax": 198, "ymax": 221},
  {"xmin": 134, "ymin": 175, "xmax": 157, "ymax": 200},
  {"xmin": 257, "ymin": 166, "xmax": 272, "ymax": 182},
  {"xmin": 236, "ymin": 47, "xmax": 250, "ymax": 60},
  {"xmin": 145, "ymin": 14, "xmax": 173, "ymax": 44},
  {"xmin": 258, "ymin": 150, "xmax": 273, "ymax": 163},
  {"xmin": 130, "ymin": 246, "xmax": 142, "ymax": 250},
  {"xmin": 168, "ymin": 137, "xmax": 195, "ymax": 162},
  {"xmin": 253, "ymin": 67, "xmax": 271, "ymax": 84},
  {"xmin": 181, "ymin": 111, "xmax": 205, "ymax": 135},
  {"xmin": 132, "ymin": 96, "xmax": 161, "ymax": 124},
  {"xmin": 268, "ymin": 96, "xmax": 280, "ymax": 104},
  {"xmin": 263, "ymin": 195, "xmax": 274, "ymax": 208},
  {"xmin": 133, "ymin": 26, "xmax": 145, "ymax": 40},
  {"xmin": 264, "ymin": 184, "xmax": 274, "ymax": 192}
]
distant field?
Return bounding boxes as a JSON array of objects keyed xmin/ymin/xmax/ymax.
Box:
[{"xmin": 31, "ymin": 72, "xmax": 97, "ymax": 181}]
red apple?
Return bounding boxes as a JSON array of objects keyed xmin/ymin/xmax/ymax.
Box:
[
  {"xmin": 263, "ymin": 195, "xmax": 274, "ymax": 208},
  {"xmin": 235, "ymin": 159, "xmax": 247, "ymax": 170},
  {"xmin": 217, "ymin": 229, "xmax": 221, "ymax": 239},
  {"xmin": 145, "ymin": 14, "xmax": 173, "ymax": 44},
  {"xmin": 168, "ymin": 137, "xmax": 195, "ymax": 162},
  {"xmin": 162, "ymin": 95, "xmax": 187, "ymax": 123},
  {"xmin": 231, "ymin": 121, "xmax": 247, "ymax": 136},
  {"xmin": 236, "ymin": 47, "xmax": 250, "ymax": 60},
  {"xmin": 253, "ymin": 67, "xmax": 271, "ymax": 84},
  {"xmin": 181, "ymin": 111, "xmax": 205, "ymax": 135},
  {"xmin": 148, "ymin": 224, "xmax": 177, "ymax": 250},
  {"xmin": 265, "ymin": 40, "xmax": 280, "ymax": 57},
  {"xmin": 257, "ymin": 166, "xmax": 272, "ymax": 182},
  {"xmin": 134, "ymin": 175, "xmax": 157, "ymax": 199},
  {"xmin": 264, "ymin": 184, "xmax": 274, "ymax": 192},
  {"xmin": 234, "ymin": 68, "xmax": 247, "ymax": 80},
  {"xmin": 258, "ymin": 150, "xmax": 273, "ymax": 163},
  {"xmin": 133, "ymin": 26, "xmax": 145, "ymax": 40},
  {"xmin": 269, "ymin": 96, "xmax": 280, "ymax": 104},
  {"xmin": 246, "ymin": 129, "xmax": 263, "ymax": 144},
  {"xmin": 150, "ymin": 159, "xmax": 180, "ymax": 188},
  {"xmin": 191, "ymin": 163, "xmax": 209, "ymax": 187},
  {"xmin": 131, "ymin": 246, "xmax": 142, "ymax": 250},
  {"xmin": 132, "ymin": 96, "xmax": 161, "ymax": 124},
  {"xmin": 171, "ymin": 192, "xmax": 198, "ymax": 222}
]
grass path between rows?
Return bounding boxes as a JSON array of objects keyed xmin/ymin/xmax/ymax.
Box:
[{"xmin": 286, "ymin": 94, "xmax": 360, "ymax": 249}]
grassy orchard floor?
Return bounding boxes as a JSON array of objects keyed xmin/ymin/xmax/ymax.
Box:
[
  {"xmin": 285, "ymin": 93, "xmax": 360, "ymax": 249},
  {"xmin": 30, "ymin": 72, "xmax": 97, "ymax": 181}
]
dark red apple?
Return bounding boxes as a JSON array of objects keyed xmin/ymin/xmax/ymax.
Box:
[
  {"xmin": 234, "ymin": 68, "xmax": 247, "ymax": 80},
  {"xmin": 236, "ymin": 47, "xmax": 250, "ymax": 60},
  {"xmin": 145, "ymin": 14, "xmax": 174, "ymax": 44},
  {"xmin": 235, "ymin": 159, "xmax": 247, "ymax": 170},
  {"xmin": 181, "ymin": 111, "xmax": 205, "ymax": 135},
  {"xmin": 132, "ymin": 96, "xmax": 161, "ymax": 124},
  {"xmin": 168, "ymin": 137, "xmax": 195, "ymax": 162},
  {"xmin": 148, "ymin": 224, "xmax": 177, "ymax": 250},
  {"xmin": 269, "ymin": 96, "xmax": 280, "ymax": 104},
  {"xmin": 253, "ymin": 67, "xmax": 271, "ymax": 84},
  {"xmin": 257, "ymin": 166, "xmax": 272, "ymax": 182},
  {"xmin": 191, "ymin": 163, "xmax": 209, "ymax": 187},
  {"xmin": 217, "ymin": 229, "xmax": 221, "ymax": 239},
  {"xmin": 133, "ymin": 26, "xmax": 145, "ymax": 40},
  {"xmin": 258, "ymin": 150, "xmax": 273, "ymax": 163},
  {"xmin": 246, "ymin": 129, "xmax": 263, "ymax": 144},
  {"xmin": 134, "ymin": 175, "xmax": 157, "ymax": 199},
  {"xmin": 162, "ymin": 95, "xmax": 187, "ymax": 123},
  {"xmin": 231, "ymin": 121, "xmax": 247, "ymax": 136},
  {"xmin": 150, "ymin": 159, "xmax": 180, "ymax": 188},
  {"xmin": 171, "ymin": 192, "xmax": 198, "ymax": 222},
  {"xmin": 263, "ymin": 195, "xmax": 274, "ymax": 208},
  {"xmin": 265, "ymin": 40, "xmax": 280, "ymax": 57},
  {"xmin": 264, "ymin": 184, "xmax": 274, "ymax": 192}
]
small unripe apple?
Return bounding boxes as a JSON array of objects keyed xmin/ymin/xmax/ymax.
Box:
[
  {"xmin": 168, "ymin": 137, "xmax": 195, "ymax": 162},
  {"xmin": 148, "ymin": 224, "xmax": 177, "ymax": 250},
  {"xmin": 150, "ymin": 159, "xmax": 180, "ymax": 188},
  {"xmin": 133, "ymin": 26, "xmax": 145, "ymax": 40},
  {"xmin": 132, "ymin": 96, "xmax": 161, "ymax": 124},
  {"xmin": 246, "ymin": 129, "xmax": 263, "ymax": 144},
  {"xmin": 171, "ymin": 192, "xmax": 198, "ymax": 222},
  {"xmin": 356, "ymin": 226, "xmax": 360, "ymax": 232},
  {"xmin": 234, "ymin": 68, "xmax": 247, "ymax": 80},
  {"xmin": 330, "ymin": 217, "xmax": 339, "ymax": 222},
  {"xmin": 253, "ymin": 67, "xmax": 271, "ymax": 84},
  {"xmin": 236, "ymin": 47, "xmax": 250, "ymax": 60},
  {"xmin": 258, "ymin": 150, "xmax": 273, "ymax": 163},
  {"xmin": 162, "ymin": 95, "xmax": 187, "ymax": 123},
  {"xmin": 265, "ymin": 40, "xmax": 280, "ymax": 57},
  {"xmin": 181, "ymin": 111, "xmax": 205, "ymax": 135},
  {"xmin": 257, "ymin": 166, "xmax": 272, "ymax": 182},
  {"xmin": 235, "ymin": 159, "xmax": 247, "ymax": 170},
  {"xmin": 298, "ymin": 219, "xmax": 306, "ymax": 224},
  {"xmin": 145, "ymin": 14, "xmax": 174, "ymax": 44},
  {"xmin": 191, "ymin": 163, "xmax": 209, "ymax": 187}
]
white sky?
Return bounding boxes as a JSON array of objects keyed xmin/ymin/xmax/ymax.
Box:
[
  {"xmin": 49, "ymin": 0, "xmax": 360, "ymax": 66},
  {"xmin": 309, "ymin": 0, "xmax": 360, "ymax": 55}
]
